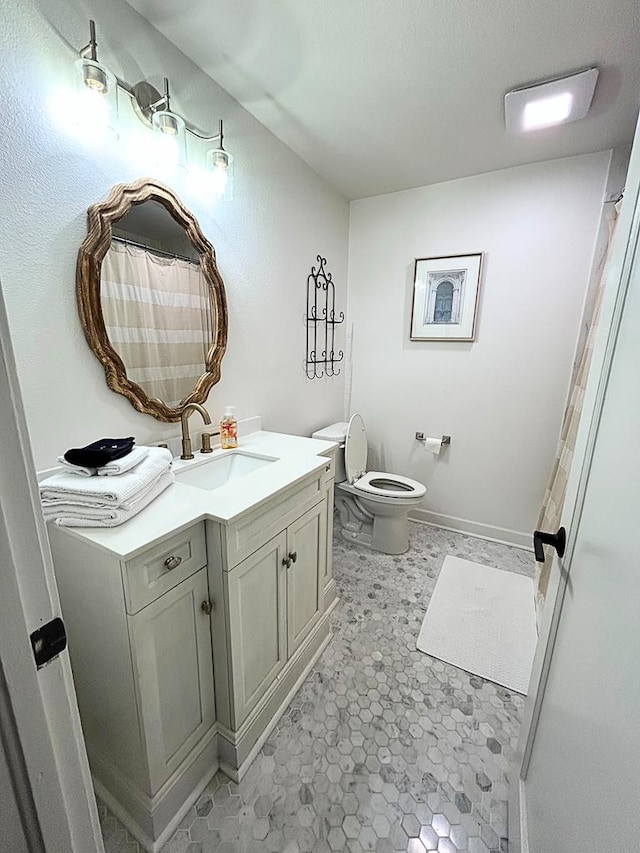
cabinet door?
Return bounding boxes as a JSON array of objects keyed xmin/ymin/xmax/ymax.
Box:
[
  {"xmin": 226, "ymin": 531, "xmax": 287, "ymax": 727},
  {"xmin": 129, "ymin": 568, "xmax": 215, "ymax": 795},
  {"xmin": 286, "ymin": 500, "xmax": 326, "ymax": 657}
]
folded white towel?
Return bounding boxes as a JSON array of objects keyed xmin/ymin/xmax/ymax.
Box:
[
  {"xmin": 40, "ymin": 446, "xmax": 172, "ymax": 506},
  {"xmin": 57, "ymin": 456, "xmax": 97, "ymax": 477},
  {"xmin": 42, "ymin": 471, "xmax": 174, "ymax": 527},
  {"xmin": 42, "ymin": 465, "xmax": 170, "ymax": 513},
  {"xmin": 97, "ymin": 445, "xmax": 150, "ymax": 476}
]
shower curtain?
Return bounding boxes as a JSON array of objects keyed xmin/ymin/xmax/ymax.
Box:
[
  {"xmin": 101, "ymin": 242, "xmax": 212, "ymax": 406},
  {"xmin": 535, "ymin": 202, "xmax": 620, "ymax": 623}
]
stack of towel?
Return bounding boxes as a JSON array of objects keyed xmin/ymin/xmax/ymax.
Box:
[{"xmin": 40, "ymin": 440, "xmax": 174, "ymax": 528}]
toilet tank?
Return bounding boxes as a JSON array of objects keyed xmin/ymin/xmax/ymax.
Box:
[{"xmin": 311, "ymin": 422, "xmax": 348, "ymax": 482}]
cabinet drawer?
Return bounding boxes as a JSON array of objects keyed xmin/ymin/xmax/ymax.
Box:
[
  {"xmin": 122, "ymin": 524, "xmax": 207, "ymax": 614},
  {"xmin": 224, "ymin": 472, "xmax": 325, "ymax": 568}
]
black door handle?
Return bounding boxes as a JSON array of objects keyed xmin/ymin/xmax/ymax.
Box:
[{"xmin": 533, "ymin": 527, "xmax": 566, "ymax": 563}]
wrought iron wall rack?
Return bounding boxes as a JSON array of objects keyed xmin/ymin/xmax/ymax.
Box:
[{"xmin": 305, "ymin": 255, "xmax": 344, "ymax": 379}]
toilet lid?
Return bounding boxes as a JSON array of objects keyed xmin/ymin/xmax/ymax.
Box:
[{"xmin": 345, "ymin": 413, "xmax": 368, "ymax": 484}]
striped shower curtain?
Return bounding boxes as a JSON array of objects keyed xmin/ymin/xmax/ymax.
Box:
[
  {"xmin": 535, "ymin": 202, "xmax": 620, "ymax": 623},
  {"xmin": 101, "ymin": 242, "xmax": 212, "ymax": 406}
]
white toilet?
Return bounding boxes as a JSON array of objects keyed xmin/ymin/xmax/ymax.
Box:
[{"xmin": 312, "ymin": 414, "xmax": 426, "ymax": 555}]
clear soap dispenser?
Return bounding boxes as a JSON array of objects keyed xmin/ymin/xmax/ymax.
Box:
[{"xmin": 220, "ymin": 406, "xmax": 238, "ymax": 449}]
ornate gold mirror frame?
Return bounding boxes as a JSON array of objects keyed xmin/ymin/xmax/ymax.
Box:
[{"xmin": 77, "ymin": 178, "xmax": 228, "ymax": 422}]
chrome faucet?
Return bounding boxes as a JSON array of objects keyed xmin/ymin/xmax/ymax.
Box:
[{"xmin": 180, "ymin": 403, "xmax": 211, "ymax": 460}]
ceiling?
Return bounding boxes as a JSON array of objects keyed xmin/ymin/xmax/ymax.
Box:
[{"xmin": 126, "ymin": 0, "xmax": 640, "ymax": 200}]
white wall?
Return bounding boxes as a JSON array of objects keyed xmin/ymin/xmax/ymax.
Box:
[
  {"xmin": 347, "ymin": 153, "xmax": 611, "ymax": 545},
  {"xmin": 0, "ymin": 0, "xmax": 349, "ymax": 470}
]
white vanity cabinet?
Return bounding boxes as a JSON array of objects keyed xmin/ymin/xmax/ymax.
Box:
[
  {"xmin": 47, "ymin": 433, "xmax": 338, "ymax": 851},
  {"xmin": 206, "ymin": 462, "xmax": 335, "ymax": 776},
  {"xmin": 49, "ymin": 522, "xmax": 219, "ymax": 852}
]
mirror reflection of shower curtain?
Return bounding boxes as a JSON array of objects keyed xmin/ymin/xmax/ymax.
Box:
[
  {"xmin": 101, "ymin": 242, "xmax": 212, "ymax": 407},
  {"xmin": 535, "ymin": 201, "xmax": 620, "ymax": 625}
]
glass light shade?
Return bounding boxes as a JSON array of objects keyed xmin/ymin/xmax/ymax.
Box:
[
  {"xmin": 74, "ymin": 58, "xmax": 118, "ymax": 139},
  {"xmin": 152, "ymin": 110, "xmax": 187, "ymax": 172},
  {"xmin": 206, "ymin": 146, "xmax": 234, "ymax": 201}
]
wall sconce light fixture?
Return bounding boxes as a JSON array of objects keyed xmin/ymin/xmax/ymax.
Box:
[
  {"xmin": 75, "ymin": 20, "xmax": 118, "ymax": 138},
  {"xmin": 74, "ymin": 20, "xmax": 234, "ymax": 198}
]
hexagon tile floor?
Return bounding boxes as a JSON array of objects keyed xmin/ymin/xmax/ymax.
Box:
[{"xmin": 99, "ymin": 521, "xmax": 533, "ymax": 853}]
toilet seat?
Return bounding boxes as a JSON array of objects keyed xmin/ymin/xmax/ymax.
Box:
[
  {"xmin": 353, "ymin": 471, "xmax": 426, "ymax": 499},
  {"xmin": 343, "ymin": 414, "xmax": 427, "ymax": 501}
]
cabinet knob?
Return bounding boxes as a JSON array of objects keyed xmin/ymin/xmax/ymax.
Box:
[
  {"xmin": 201, "ymin": 599, "xmax": 213, "ymax": 615},
  {"xmin": 282, "ymin": 556, "xmax": 291, "ymax": 568},
  {"xmin": 164, "ymin": 555, "xmax": 182, "ymax": 571},
  {"xmin": 288, "ymin": 551, "xmax": 298, "ymax": 563}
]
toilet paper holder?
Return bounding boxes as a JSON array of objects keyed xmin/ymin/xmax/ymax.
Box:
[{"xmin": 415, "ymin": 432, "xmax": 451, "ymax": 445}]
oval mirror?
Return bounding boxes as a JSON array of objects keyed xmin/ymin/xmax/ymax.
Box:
[{"xmin": 77, "ymin": 178, "xmax": 228, "ymax": 421}]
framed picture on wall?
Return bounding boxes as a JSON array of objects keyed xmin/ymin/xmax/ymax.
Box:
[{"xmin": 410, "ymin": 252, "xmax": 483, "ymax": 341}]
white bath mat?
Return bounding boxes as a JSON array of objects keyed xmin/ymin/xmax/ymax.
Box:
[{"xmin": 416, "ymin": 556, "xmax": 537, "ymax": 694}]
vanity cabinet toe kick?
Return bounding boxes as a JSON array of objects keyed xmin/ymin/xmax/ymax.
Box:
[{"xmin": 48, "ymin": 459, "xmax": 336, "ymax": 853}]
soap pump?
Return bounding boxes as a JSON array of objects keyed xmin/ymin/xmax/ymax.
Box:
[{"xmin": 220, "ymin": 406, "xmax": 238, "ymax": 449}]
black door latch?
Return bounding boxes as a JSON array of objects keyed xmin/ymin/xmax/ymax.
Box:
[
  {"xmin": 533, "ymin": 527, "xmax": 566, "ymax": 563},
  {"xmin": 30, "ymin": 617, "xmax": 67, "ymax": 669}
]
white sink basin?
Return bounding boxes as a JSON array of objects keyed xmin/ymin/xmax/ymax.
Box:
[{"xmin": 174, "ymin": 450, "xmax": 277, "ymax": 491}]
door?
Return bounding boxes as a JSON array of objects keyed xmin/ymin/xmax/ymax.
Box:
[
  {"xmin": 511, "ymin": 127, "xmax": 640, "ymax": 851},
  {"xmin": 0, "ymin": 279, "xmax": 104, "ymax": 852},
  {"xmin": 286, "ymin": 501, "xmax": 326, "ymax": 656},
  {"xmin": 129, "ymin": 569, "xmax": 216, "ymax": 794},
  {"xmin": 226, "ymin": 531, "xmax": 287, "ymax": 727}
]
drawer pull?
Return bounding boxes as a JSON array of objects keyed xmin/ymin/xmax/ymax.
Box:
[
  {"xmin": 282, "ymin": 556, "xmax": 291, "ymax": 569},
  {"xmin": 164, "ymin": 555, "xmax": 182, "ymax": 571},
  {"xmin": 289, "ymin": 551, "xmax": 298, "ymax": 563},
  {"xmin": 201, "ymin": 599, "xmax": 213, "ymax": 615}
]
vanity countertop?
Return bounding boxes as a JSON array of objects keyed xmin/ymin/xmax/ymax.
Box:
[{"xmin": 57, "ymin": 430, "xmax": 337, "ymax": 561}]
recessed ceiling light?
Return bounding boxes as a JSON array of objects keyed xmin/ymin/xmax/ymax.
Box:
[
  {"xmin": 505, "ymin": 68, "xmax": 599, "ymax": 133},
  {"xmin": 523, "ymin": 93, "xmax": 573, "ymax": 130}
]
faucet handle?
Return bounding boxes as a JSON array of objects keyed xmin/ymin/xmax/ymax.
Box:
[{"xmin": 200, "ymin": 430, "xmax": 220, "ymax": 454}]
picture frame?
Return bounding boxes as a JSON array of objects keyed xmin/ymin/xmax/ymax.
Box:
[{"xmin": 410, "ymin": 252, "xmax": 483, "ymax": 341}]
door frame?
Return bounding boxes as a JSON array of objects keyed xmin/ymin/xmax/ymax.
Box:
[
  {"xmin": 509, "ymin": 128, "xmax": 640, "ymax": 852},
  {"xmin": 0, "ymin": 278, "xmax": 104, "ymax": 852}
]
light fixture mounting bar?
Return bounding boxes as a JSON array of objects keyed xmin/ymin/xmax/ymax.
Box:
[
  {"xmin": 127, "ymin": 80, "xmax": 224, "ymax": 142},
  {"xmin": 79, "ymin": 19, "xmax": 98, "ymax": 61},
  {"xmin": 189, "ymin": 118, "xmax": 224, "ymax": 144}
]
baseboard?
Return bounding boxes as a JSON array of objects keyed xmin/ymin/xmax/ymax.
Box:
[
  {"xmin": 95, "ymin": 779, "xmax": 156, "ymax": 853},
  {"xmin": 409, "ymin": 508, "xmax": 533, "ymax": 551},
  {"xmin": 323, "ymin": 579, "xmax": 338, "ymax": 613},
  {"xmin": 507, "ymin": 773, "xmax": 529, "ymax": 853},
  {"xmin": 92, "ymin": 728, "xmax": 219, "ymax": 853}
]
